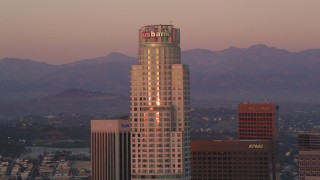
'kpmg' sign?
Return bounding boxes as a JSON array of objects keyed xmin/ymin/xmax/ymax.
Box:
[
  {"xmin": 248, "ymin": 144, "xmax": 264, "ymax": 149},
  {"xmin": 142, "ymin": 31, "xmax": 170, "ymax": 38}
]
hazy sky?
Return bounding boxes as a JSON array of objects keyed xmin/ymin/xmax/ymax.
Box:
[{"xmin": 1, "ymin": 0, "xmax": 320, "ymax": 64}]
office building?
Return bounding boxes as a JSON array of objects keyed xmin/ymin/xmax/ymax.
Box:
[
  {"xmin": 238, "ymin": 102, "xmax": 279, "ymax": 180},
  {"xmin": 298, "ymin": 132, "xmax": 320, "ymax": 180},
  {"xmin": 91, "ymin": 119, "xmax": 130, "ymax": 180},
  {"xmin": 238, "ymin": 102, "xmax": 277, "ymax": 140},
  {"xmin": 130, "ymin": 24, "xmax": 191, "ymax": 179},
  {"xmin": 191, "ymin": 140, "xmax": 274, "ymax": 180}
]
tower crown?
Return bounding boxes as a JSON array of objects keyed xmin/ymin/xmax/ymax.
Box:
[{"xmin": 139, "ymin": 24, "xmax": 179, "ymax": 44}]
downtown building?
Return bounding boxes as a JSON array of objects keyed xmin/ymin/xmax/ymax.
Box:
[
  {"xmin": 191, "ymin": 102, "xmax": 279, "ymax": 180},
  {"xmin": 191, "ymin": 140, "xmax": 274, "ymax": 180},
  {"xmin": 91, "ymin": 119, "xmax": 130, "ymax": 180},
  {"xmin": 238, "ymin": 102, "xmax": 278, "ymax": 140},
  {"xmin": 298, "ymin": 132, "xmax": 320, "ymax": 180},
  {"xmin": 238, "ymin": 102, "xmax": 279, "ymax": 180},
  {"xmin": 130, "ymin": 25, "xmax": 191, "ymax": 179}
]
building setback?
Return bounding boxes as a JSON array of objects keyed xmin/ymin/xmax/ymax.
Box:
[
  {"xmin": 91, "ymin": 119, "xmax": 130, "ymax": 180},
  {"xmin": 298, "ymin": 132, "xmax": 320, "ymax": 180},
  {"xmin": 130, "ymin": 24, "xmax": 191, "ymax": 180},
  {"xmin": 191, "ymin": 140, "xmax": 273, "ymax": 180}
]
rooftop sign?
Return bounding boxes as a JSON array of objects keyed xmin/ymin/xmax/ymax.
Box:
[{"xmin": 142, "ymin": 31, "xmax": 170, "ymax": 39}]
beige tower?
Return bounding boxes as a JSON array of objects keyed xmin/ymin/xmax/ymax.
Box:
[
  {"xmin": 130, "ymin": 25, "xmax": 191, "ymax": 180},
  {"xmin": 91, "ymin": 119, "xmax": 130, "ymax": 180}
]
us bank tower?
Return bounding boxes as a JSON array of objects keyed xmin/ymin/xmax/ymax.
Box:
[{"xmin": 130, "ymin": 25, "xmax": 191, "ymax": 180}]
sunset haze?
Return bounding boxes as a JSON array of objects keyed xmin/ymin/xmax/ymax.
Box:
[{"xmin": 1, "ymin": 0, "xmax": 320, "ymax": 64}]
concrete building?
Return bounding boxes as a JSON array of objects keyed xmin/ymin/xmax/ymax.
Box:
[
  {"xmin": 298, "ymin": 132, "xmax": 320, "ymax": 180},
  {"xmin": 191, "ymin": 140, "xmax": 274, "ymax": 180},
  {"xmin": 91, "ymin": 119, "xmax": 130, "ymax": 180},
  {"xmin": 130, "ymin": 24, "xmax": 191, "ymax": 179}
]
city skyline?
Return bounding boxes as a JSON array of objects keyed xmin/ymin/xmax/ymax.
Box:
[
  {"xmin": 1, "ymin": 1, "xmax": 320, "ymax": 177},
  {"xmin": 1, "ymin": 1, "xmax": 320, "ymax": 64}
]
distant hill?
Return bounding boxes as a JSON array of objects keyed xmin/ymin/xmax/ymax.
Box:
[
  {"xmin": 62, "ymin": 52, "xmax": 136, "ymax": 67},
  {"xmin": 0, "ymin": 58, "xmax": 58, "ymax": 81},
  {"xmin": 183, "ymin": 44, "xmax": 320, "ymax": 102},
  {"xmin": 1, "ymin": 44, "xmax": 320, "ymax": 116},
  {"xmin": 0, "ymin": 88, "xmax": 129, "ymax": 117},
  {"xmin": 0, "ymin": 53, "xmax": 136, "ymax": 101}
]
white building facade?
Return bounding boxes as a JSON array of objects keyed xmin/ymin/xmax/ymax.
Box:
[{"xmin": 91, "ymin": 119, "xmax": 130, "ymax": 180}]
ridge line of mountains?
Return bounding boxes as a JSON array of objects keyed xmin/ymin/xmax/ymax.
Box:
[{"xmin": 1, "ymin": 44, "xmax": 320, "ymax": 117}]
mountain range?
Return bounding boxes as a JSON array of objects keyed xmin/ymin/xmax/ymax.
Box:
[{"xmin": 1, "ymin": 44, "xmax": 320, "ymax": 116}]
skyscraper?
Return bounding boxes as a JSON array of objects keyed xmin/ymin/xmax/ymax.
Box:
[
  {"xmin": 298, "ymin": 132, "xmax": 320, "ymax": 180},
  {"xmin": 91, "ymin": 119, "xmax": 130, "ymax": 180},
  {"xmin": 238, "ymin": 102, "xmax": 279, "ymax": 180},
  {"xmin": 130, "ymin": 25, "xmax": 191, "ymax": 180},
  {"xmin": 238, "ymin": 102, "xmax": 277, "ymax": 140}
]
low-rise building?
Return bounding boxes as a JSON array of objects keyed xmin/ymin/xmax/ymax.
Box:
[{"xmin": 192, "ymin": 140, "xmax": 274, "ymax": 180}]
